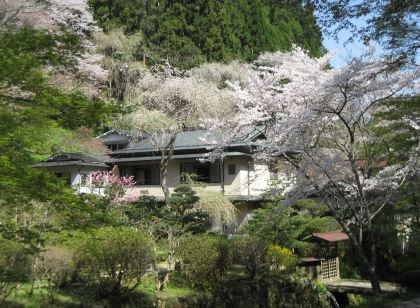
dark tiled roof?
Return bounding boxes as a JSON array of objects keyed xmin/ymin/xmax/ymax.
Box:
[
  {"xmin": 96, "ymin": 129, "xmax": 142, "ymax": 145},
  {"xmin": 33, "ymin": 152, "xmax": 108, "ymax": 168},
  {"xmin": 95, "ymin": 129, "xmax": 138, "ymax": 139},
  {"xmin": 111, "ymin": 126, "xmax": 265, "ymax": 154},
  {"xmin": 33, "ymin": 126, "xmax": 266, "ymax": 168},
  {"xmin": 44, "ymin": 152, "xmax": 106, "ymax": 163}
]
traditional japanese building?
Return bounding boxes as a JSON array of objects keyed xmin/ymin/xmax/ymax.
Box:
[{"xmin": 34, "ymin": 127, "xmax": 297, "ymax": 230}]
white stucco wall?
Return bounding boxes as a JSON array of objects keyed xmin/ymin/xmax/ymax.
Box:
[
  {"xmin": 120, "ymin": 158, "xmax": 240, "ymax": 199},
  {"xmin": 37, "ymin": 165, "xmax": 108, "ymax": 194},
  {"xmin": 124, "ymin": 157, "xmax": 289, "ymax": 199},
  {"xmin": 249, "ymin": 163, "xmax": 271, "ymax": 196}
]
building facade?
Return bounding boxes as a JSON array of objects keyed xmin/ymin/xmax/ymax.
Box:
[{"xmin": 34, "ymin": 128, "xmax": 296, "ymax": 201}]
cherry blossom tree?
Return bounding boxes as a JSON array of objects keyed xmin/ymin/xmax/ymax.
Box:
[
  {"xmin": 203, "ymin": 47, "xmax": 419, "ymax": 293},
  {"xmin": 47, "ymin": 0, "xmax": 98, "ymax": 36},
  {"xmin": 119, "ymin": 62, "xmax": 235, "ymax": 202}
]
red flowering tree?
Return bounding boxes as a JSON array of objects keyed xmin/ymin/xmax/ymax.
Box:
[{"xmin": 90, "ymin": 171, "xmax": 137, "ymax": 209}]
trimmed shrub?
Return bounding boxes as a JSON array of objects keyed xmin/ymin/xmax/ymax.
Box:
[
  {"xmin": 177, "ymin": 235, "xmax": 232, "ymax": 289},
  {"xmin": 75, "ymin": 227, "xmax": 155, "ymax": 296},
  {"xmin": 231, "ymin": 236, "xmax": 267, "ymax": 278}
]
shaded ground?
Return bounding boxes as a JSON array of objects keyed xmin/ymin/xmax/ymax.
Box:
[{"xmin": 389, "ymin": 298, "xmax": 420, "ymax": 308}]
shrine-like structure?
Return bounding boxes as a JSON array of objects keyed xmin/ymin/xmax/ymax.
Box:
[{"xmin": 300, "ymin": 230, "xmax": 349, "ymax": 282}]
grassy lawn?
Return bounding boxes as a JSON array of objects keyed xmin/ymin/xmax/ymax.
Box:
[
  {"xmin": 5, "ymin": 283, "xmax": 77, "ymax": 308},
  {"xmin": 3, "ymin": 272, "xmax": 196, "ymax": 308},
  {"xmin": 139, "ymin": 271, "xmax": 196, "ymax": 301}
]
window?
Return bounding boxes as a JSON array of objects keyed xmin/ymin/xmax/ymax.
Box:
[
  {"xmin": 122, "ymin": 165, "xmax": 160, "ymax": 185},
  {"xmin": 180, "ymin": 162, "xmax": 220, "ymax": 183},
  {"xmin": 80, "ymin": 174, "xmax": 89, "ymax": 186},
  {"xmin": 228, "ymin": 164, "xmax": 236, "ymax": 175},
  {"xmin": 107, "ymin": 143, "xmax": 128, "ymax": 151}
]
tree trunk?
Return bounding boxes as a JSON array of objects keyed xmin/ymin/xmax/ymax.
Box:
[
  {"xmin": 350, "ymin": 234, "xmax": 382, "ymax": 293},
  {"xmin": 368, "ymin": 265, "xmax": 381, "ymax": 295},
  {"xmin": 160, "ymin": 134, "xmax": 177, "ymax": 204},
  {"xmin": 367, "ymin": 226, "xmax": 381, "ymax": 294},
  {"xmin": 327, "ymin": 203, "xmax": 382, "ymax": 295},
  {"xmin": 161, "ymin": 155, "xmax": 170, "ymax": 203},
  {"xmin": 351, "ymin": 237, "xmax": 382, "ymax": 294}
]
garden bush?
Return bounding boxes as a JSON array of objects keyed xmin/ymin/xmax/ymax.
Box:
[
  {"xmin": 231, "ymin": 236, "xmax": 267, "ymax": 278},
  {"xmin": 35, "ymin": 245, "xmax": 75, "ymax": 304},
  {"xmin": 0, "ymin": 238, "xmax": 32, "ymax": 303},
  {"xmin": 177, "ymin": 235, "xmax": 232, "ymax": 289},
  {"xmin": 178, "ymin": 273, "xmax": 330, "ymax": 308},
  {"xmin": 266, "ymin": 245, "xmax": 298, "ymax": 273},
  {"xmin": 75, "ymin": 227, "xmax": 155, "ymax": 296}
]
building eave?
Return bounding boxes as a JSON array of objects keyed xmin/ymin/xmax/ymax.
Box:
[
  {"xmin": 110, "ymin": 143, "xmax": 252, "ymax": 155},
  {"xmin": 33, "ymin": 161, "xmax": 109, "ymax": 168},
  {"xmin": 108, "ymin": 151, "xmax": 252, "ymax": 163}
]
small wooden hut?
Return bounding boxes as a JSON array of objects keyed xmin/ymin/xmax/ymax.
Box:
[{"xmin": 300, "ymin": 231, "xmax": 349, "ymax": 282}]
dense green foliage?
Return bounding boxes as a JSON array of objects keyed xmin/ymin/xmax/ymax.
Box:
[
  {"xmin": 168, "ymin": 184, "xmax": 210, "ymax": 233},
  {"xmin": 88, "ymin": 0, "xmax": 324, "ymax": 68},
  {"xmin": 363, "ymin": 97, "xmax": 420, "ymax": 284},
  {"xmin": 127, "ymin": 186, "xmax": 210, "ymax": 234},
  {"xmin": 373, "ymin": 96, "xmax": 420, "ymax": 163},
  {"xmin": 0, "ymin": 27, "xmax": 124, "ymax": 305},
  {"xmin": 76, "ymin": 228, "xmax": 155, "ymax": 296},
  {"xmin": 177, "ymin": 235, "xmax": 231, "ymax": 289},
  {"xmin": 313, "ymin": 0, "xmax": 419, "ymax": 65},
  {"xmin": 168, "ymin": 184, "xmax": 199, "ymax": 217},
  {"xmin": 231, "ymin": 236, "xmax": 267, "ymax": 279},
  {"xmin": 0, "ymin": 27, "xmax": 115, "ymax": 131},
  {"xmin": 231, "ymin": 236, "xmax": 300, "ymax": 279},
  {"xmin": 0, "ymin": 29, "xmax": 121, "ymax": 261},
  {"xmin": 0, "ymin": 238, "xmax": 32, "ymax": 302},
  {"xmin": 245, "ymin": 199, "xmax": 338, "ymax": 255},
  {"xmin": 0, "ymin": 27, "xmax": 115, "ymax": 203}
]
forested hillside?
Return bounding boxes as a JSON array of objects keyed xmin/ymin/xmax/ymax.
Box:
[{"xmin": 89, "ymin": 0, "xmax": 323, "ymax": 68}]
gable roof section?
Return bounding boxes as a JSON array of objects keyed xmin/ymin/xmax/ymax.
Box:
[
  {"xmin": 95, "ymin": 129, "xmax": 142, "ymax": 145},
  {"xmin": 33, "ymin": 152, "xmax": 108, "ymax": 168},
  {"xmin": 33, "ymin": 126, "xmax": 266, "ymax": 168},
  {"xmin": 310, "ymin": 231, "xmax": 349, "ymax": 242},
  {"xmin": 110, "ymin": 126, "xmax": 265, "ymax": 155},
  {"xmin": 95, "ymin": 129, "xmax": 137, "ymax": 139}
]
